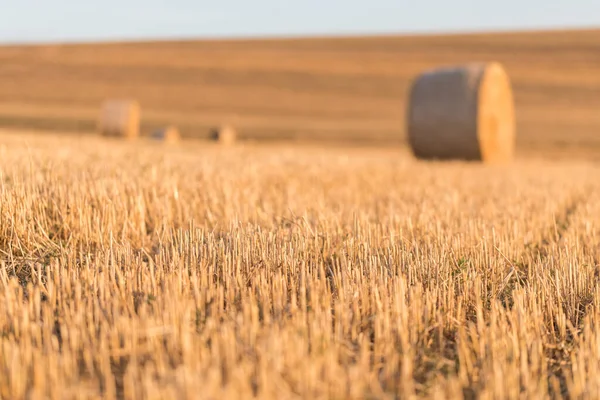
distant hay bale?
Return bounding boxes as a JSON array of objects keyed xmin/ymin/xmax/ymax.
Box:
[
  {"xmin": 406, "ymin": 62, "xmax": 515, "ymax": 163},
  {"xmin": 98, "ymin": 99, "xmax": 141, "ymax": 139},
  {"xmin": 210, "ymin": 124, "xmax": 237, "ymax": 145},
  {"xmin": 151, "ymin": 125, "xmax": 181, "ymax": 144}
]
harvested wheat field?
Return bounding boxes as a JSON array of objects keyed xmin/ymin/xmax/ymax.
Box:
[{"xmin": 1, "ymin": 129, "xmax": 600, "ymax": 399}]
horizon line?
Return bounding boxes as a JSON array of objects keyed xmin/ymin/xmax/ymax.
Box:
[{"xmin": 0, "ymin": 23, "xmax": 598, "ymax": 47}]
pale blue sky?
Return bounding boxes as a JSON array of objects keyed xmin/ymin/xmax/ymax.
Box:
[{"xmin": 1, "ymin": 0, "xmax": 600, "ymax": 44}]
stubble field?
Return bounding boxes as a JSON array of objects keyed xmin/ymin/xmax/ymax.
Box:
[
  {"xmin": 2, "ymin": 28, "xmax": 600, "ymax": 400},
  {"xmin": 1, "ymin": 130, "xmax": 600, "ymax": 399}
]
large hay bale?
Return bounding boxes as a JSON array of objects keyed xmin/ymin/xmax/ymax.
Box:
[
  {"xmin": 98, "ymin": 99, "xmax": 141, "ymax": 139},
  {"xmin": 406, "ymin": 62, "xmax": 515, "ymax": 162},
  {"xmin": 210, "ymin": 124, "xmax": 237, "ymax": 145},
  {"xmin": 151, "ymin": 125, "xmax": 180, "ymax": 144}
]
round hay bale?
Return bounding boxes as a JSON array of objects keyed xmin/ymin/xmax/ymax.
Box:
[
  {"xmin": 406, "ymin": 62, "xmax": 515, "ymax": 162},
  {"xmin": 210, "ymin": 124, "xmax": 237, "ymax": 146},
  {"xmin": 151, "ymin": 125, "xmax": 181, "ymax": 144},
  {"xmin": 98, "ymin": 99, "xmax": 141, "ymax": 139}
]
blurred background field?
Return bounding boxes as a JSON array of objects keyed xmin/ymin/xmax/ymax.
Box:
[{"xmin": 1, "ymin": 28, "xmax": 599, "ymax": 158}]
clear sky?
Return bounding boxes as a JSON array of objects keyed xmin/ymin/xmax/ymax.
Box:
[{"xmin": 1, "ymin": 0, "xmax": 600, "ymax": 44}]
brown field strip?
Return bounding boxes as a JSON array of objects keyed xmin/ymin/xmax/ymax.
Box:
[{"xmin": 0, "ymin": 28, "xmax": 599, "ymax": 155}]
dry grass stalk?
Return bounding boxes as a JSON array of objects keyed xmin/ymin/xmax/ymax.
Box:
[
  {"xmin": 0, "ymin": 132, "xmax": 599, "ymax": 399},
  {"xmin": 407, "ymin": 62, "xmax": 516, "ymax": 163},
  {"xmin": 98, "ymin": 99, "xmax": 141, "ymax": 139}
]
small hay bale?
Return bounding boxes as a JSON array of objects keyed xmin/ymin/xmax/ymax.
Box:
[
  {"xmin": 151, "ymin": 126, "xmax": 181, "ymax": 144},
  {"xmin": 406, "ymin": 62, "xmax": 515, "ymax": 162},
  {"xmin": 98, "ymin": 99, "xmax": 141, "ymax": 139},
  {"xmin": 210, "ymin": 124, "xmax": 237, "ymax": 145}
]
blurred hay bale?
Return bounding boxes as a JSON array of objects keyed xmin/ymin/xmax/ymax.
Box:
[
  {"xmin": 406, "ymin": 62, "xmax": 515, "ymax": 163},
  {"xmin": 151, "ymin": 125, "xmax": 180, "ymax": 144},
  {"xmin": 210, "ymin": 124, "xmax": 237, "ymax": 146},
  {"xmin": 98, "ymin": 99, "xmax": 141, "ymax": 139}
]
